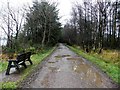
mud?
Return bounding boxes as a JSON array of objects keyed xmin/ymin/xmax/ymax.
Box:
[
  {"xmin": 48, "ymin": 61, "xmax": 56, "ymax": 64},
  {"xmin": 55, "ymin": 54, "xmax": 71, "ymax": 59},
  {"xmin": 19, "ymin": 43, "xmax": 118, "ymax": 88}
]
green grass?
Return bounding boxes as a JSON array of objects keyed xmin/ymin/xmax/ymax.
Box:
[
  {"xmin": 0, "ymin": 82, "xmax": 17, "ymax": 89},
  {"xmin": 0, "ymin": 62, "xmax": 7, "ymax": 72},
  {"xmin": 68, "ymin": 45, "xmax": 120, "ymax": 84},
  {"xmin": 0, "ymin": 46, "xmax": 56, "ymax": 89}
]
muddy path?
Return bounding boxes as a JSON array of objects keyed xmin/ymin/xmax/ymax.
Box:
[{"xmin": 20, "ymin": 43, "xmax": 117, "ymax": 88}]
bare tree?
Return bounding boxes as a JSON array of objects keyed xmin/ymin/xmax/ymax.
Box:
[{"xmin": 0, "ymin": 1, "xmax": 25, "ymax": 49}]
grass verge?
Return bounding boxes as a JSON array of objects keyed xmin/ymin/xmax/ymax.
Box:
[
  {"xmin": 1, "ymin": 46, "xmax": 56, "ymax": 89},
  {"xmin": 68, "ymin": 45, "xmax": 120, "ymax": 84},
  {"xmin": 0, "ymin": 62, "xmax": 7, "ymax": 73}
]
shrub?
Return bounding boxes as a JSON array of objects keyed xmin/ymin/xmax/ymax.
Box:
[{"xmin": 26, "ymin": 46, "xmax": 36, "ymax": 54}]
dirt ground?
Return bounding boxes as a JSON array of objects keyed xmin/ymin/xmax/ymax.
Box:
[{"xmin": 19, "ymin": 43, "xmax": 118, "ymax": 88}]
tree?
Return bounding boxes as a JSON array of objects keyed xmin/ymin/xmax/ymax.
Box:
[
  {"xmin": 62, "ymin": 0, "xmax": 120, "ymax": 53},
  {"xmin": 23, "ymin": 0, "xmax": 61, "ymax": 48},
  {"xmin": 0, "ymin": 2, "xmax": 12, "ymax": 49},
  {"xmin": 117, "ymin": 1, "xmax": 120, "ymax": 48},
  {"xmin": 0, "ymin": 1, "xmax": 25, "ymax": 51}
]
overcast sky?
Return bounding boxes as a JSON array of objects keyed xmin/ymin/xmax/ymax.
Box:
[{"xmin": 0, "ymin": 0, "xmax": 83, "ymax": 25}]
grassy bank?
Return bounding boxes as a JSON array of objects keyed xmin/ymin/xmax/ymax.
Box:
[
  {"xmin": 1, "ymin": 46, "xmax": 56, "ymax": 89},
  {"xmin": 68, "ymin": 45, "xmax": 120, "ymax": 84},
  {"xmin": 0, "ymin": 62, "xmax": 7, "ymax": 73}
]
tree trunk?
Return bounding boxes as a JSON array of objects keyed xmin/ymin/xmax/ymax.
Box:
[
  {"xmin": 47, "ymin": 22, "xmax": 51, "ymax": 45},
  {"xmin": 42, "ymin": 19, "xmax": 47, "ymax": 48}
]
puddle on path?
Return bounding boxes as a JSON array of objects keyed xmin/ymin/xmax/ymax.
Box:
[
  {"xmin": 67, "ymin": 57, "xmax": 81, "ymax": 61},
  {"xmin": 48, "ymin": 61, "xmax": 56, "ymax": 64},
  {"xmin": 55, "ymin": 55, "xmax": 71, "ymax": 59},
  {"xmin": 62, "ymin": 55, "xmax": 71, "ymax": 57},
  {"xmin": 73, "ymin": 63, "xmax": 89, "ymax": 73},
  {"xmin": 73, "ymin": 63, "xmax": 103, "ymax": 86},
  {"xmin": 55, "ymin": 55, "xmax": 62, "ymax": 59},
  {"xmin": 58, "ymin": 47, "xmax": 62, "ymax": 49},
  {"xmin": 48, "ymin": 67, "xmax": 60, "ymax": 72},
  {"xmin": 67, "ymin": 57, "xmax": 85, "ymax": 65}
]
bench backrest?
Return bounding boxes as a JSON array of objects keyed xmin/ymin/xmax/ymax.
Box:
[
  {"xmin": 25, "ymin": 52, "xmax": 31, "ymax": 59},
  {"xmin": 17, "ymin": 53, "xmax": 26, "ymax": 62},
  {"xmin": 16, "ymin": 52, "xmax": 31, "ymax": 62}
]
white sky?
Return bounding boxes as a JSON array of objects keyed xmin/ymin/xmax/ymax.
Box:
[{"xmin": 0, "ymin": 0, "xmax": 83, "ymax": 25}]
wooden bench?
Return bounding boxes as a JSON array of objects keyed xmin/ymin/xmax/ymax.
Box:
[{"xmin": 6, "ymin": 52, "xmax": 33, "ymax": 75}]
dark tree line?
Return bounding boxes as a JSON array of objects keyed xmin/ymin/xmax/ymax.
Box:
[{"xmin": 62, "ymin": 0, "xmax": 120, "ymax": 53}]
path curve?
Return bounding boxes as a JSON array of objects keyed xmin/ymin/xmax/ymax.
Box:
[{"xmin": 20, "ymin": 43, "xmax": 117, "ymax": 88}]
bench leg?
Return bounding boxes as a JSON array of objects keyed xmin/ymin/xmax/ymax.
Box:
[
  {"xmin": 22, "ymin": 62, "xmax": 27, "ymax": 68},
  {"xmin": 6, "ymin": 61, "xmax": 12, "ymax": 75},
  {"xmin": 28, "ymin": 59, "xmax": 33, "ymax": 65},
  {"xmin": 13, "ymin": 62, "xmax": 20, "ymax": 73}
]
